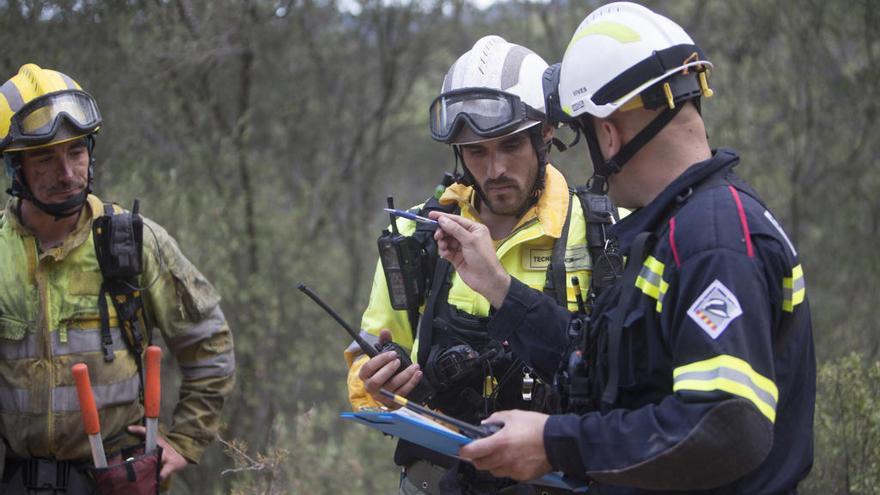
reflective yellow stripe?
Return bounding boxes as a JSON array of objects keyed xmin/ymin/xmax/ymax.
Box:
[
  {"xmin": 782, "ymin": 264, "xmax": 805, "ymax": 312},
  {"xmin": 656, "ymin": 279, "xmax": 669, "ymax": 313},
  {"xmin": 673, "ymin": 355, "xmax": 778, "ymax": 423},
  {"xmin": 635, "ymin": 256, "xmax": 665, "ymax": 310}
]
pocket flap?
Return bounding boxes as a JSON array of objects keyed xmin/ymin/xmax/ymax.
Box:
[{"xmin": 0, "ymin": 316, "xmax": 27, "ymax": 341}]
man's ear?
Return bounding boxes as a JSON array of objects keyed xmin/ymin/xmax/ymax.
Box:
[{"xmin": 596, "ymin": 118, "xmax": 622, "ymax": 160}]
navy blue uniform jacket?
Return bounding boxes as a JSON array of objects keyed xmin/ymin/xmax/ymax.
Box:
[{"xmin": 487, "ymin": 150, "xmax": 815, "ymax": 494}]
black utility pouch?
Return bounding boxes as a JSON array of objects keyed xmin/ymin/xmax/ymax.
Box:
[
  {"xmin": 89, "ymin": 444, "xmax": 162, "ymax": 495},
  {"xmin": 378, "ymin": 230, "xmax": 426, "ymax": 312}
]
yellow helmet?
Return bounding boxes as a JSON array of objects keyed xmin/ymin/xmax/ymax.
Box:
[{"xmin": 0, "ymin": 63, "xmax": 101, "ymax": 153}]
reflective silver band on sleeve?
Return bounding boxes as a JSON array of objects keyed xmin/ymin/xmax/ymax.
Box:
[
  {"xmin": 179, "ymin": 351, "xmax": 236, "ymax": 381},
  {"xmin": 166, "ymin": 306, "xmax": 227, "ymax": 354}
]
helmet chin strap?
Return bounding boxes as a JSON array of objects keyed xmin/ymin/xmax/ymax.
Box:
[
  {"xmin": 452, "ymin": 145, "xmax": 490, "ymax": 212},
  {"xmin": 14, "ymin": 183, "xmax": 90, "ymax": 220},
  {"xmin": 581, "ymin": 103, "xmax": 684, "ymax": 194}
]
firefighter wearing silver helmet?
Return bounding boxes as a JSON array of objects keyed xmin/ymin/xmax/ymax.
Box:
[
  {"xmin": 429, "ymin": 34, "xmax": 555, "ymax": 216},
  {"xmin": 346, "ymin": 36, "xmax": 599, "ymax": 494},
  {"xmin": 429, "ymin": 3, "xmax": 815, "ymax": 494}
]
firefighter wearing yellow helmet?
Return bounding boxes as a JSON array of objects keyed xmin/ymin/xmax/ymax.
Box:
[
  {"xmin": 0, "ymin": 64, "xmax": 235, "ymax": 493},
  {"xmin": 0, "ymin": 63, "xmax": 102, "ymax": 218}
]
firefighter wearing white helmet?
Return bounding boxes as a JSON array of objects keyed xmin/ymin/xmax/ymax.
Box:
[
  {"xmin": 345, "ymin": 35, "xmax": 607, "ymax": 494},
  {"xmin": 558, "ymin": 0, "xmax": 714, "ymax": 193},
  {"xmin": 429, "ymin": 34, "xmax": 555, "ymax": 214},
  {"xmin": 424, "ymin": 4, "xmax": 816, "ymax": 494}
]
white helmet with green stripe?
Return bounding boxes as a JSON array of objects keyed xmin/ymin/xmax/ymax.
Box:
[
  {"xmin": 559, "ymin": 1, "xmax": 713, "ymax": 119},
  {"xmin": 556, "ymin": 2, "xmax": 714, "ymax": 192}
]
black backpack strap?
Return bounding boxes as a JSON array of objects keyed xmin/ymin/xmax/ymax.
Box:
[
  {"xmin": 97, "ymin": 203, "xmax": 117, "ymax": 363},
  {"xmin": 93, "ymin": 201, "xmax": 149, "ymax": 399},
  {"xmin": 410, "ymin": 196, "xmax": 459, "ymax": 342},
  {"xmin": 97, "ymin": 282, "xmax": 115, "ymax": 362},
  {"xmin": 417, "ymin": 257, "xmax": 453, "ymax": 368},
  {"xmin": 544, "ymin": 192, "xmax": 574, "ymax": 308},
  {"xmin": 574, "ymin": 187, "xmax": 623, "ymax": 307},
  {"xmin": 601, "ymin": 231, "xmax": 654, "ymax": 411}
]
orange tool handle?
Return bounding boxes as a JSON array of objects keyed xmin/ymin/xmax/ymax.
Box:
[
  {"xmin": 72, "ymin": 363, "xmax": 101, "ymax": 436},
  {"xmin": 144, "ymin": 346, "xmax": 162, "ymax": 418}
]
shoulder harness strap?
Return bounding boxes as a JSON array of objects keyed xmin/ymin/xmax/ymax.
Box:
[
  {"xmin": 601, "ymin": 231, "xmax": 654, "ymax": 411},
  {"xmin": 544, "ymin": 192, "xmax": 574, "ymax": 308},
  {"xmin": 574, "ymin": 187, "xmax": 623, "ymax": 307},
  {"xmin": 414, "ymin": 196, "xmax": 459, "ymax": 365},
  {"xmin": 93, "ymin": 201, "xmax": 150, "ymax": 398}
]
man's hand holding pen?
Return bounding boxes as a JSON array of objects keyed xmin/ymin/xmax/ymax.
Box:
[{"xmin": 427, "ymin": 211, "xmax": 511, "ymax": 308}]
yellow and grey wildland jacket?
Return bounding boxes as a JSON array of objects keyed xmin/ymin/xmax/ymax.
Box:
[{"xmin": 0, "ymin": 194, "xmax": 235, "ymax": 463}]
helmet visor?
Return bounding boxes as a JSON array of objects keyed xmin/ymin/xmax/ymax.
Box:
[
  {"xmin": 10, "ymin": 90, "xmax": 101, "ymax": 146},
  {"xmin": 429, "ymin": 88, "xmax": 542, "ymax": 143}
]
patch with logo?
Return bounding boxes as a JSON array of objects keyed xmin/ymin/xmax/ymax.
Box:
[
  {"xmin": 564, "ymin": 245, "xmax": 591, "ymax": 271},
  {"xmin": 687, "ymin": 279, "xmax": 743, "ymax": 339},
  {"xmin": 524, "ymin": 249, "xmax": 553, "ymax": 270}
]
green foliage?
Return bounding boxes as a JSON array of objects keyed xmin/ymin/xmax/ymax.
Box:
[{"xmin": 805, "ymin": 353, "xmax": 880, "ymax": 494}]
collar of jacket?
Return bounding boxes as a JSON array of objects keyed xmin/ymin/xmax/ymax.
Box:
[
  {"xmin": 437, "ymin": 163, "xmax": 570, "ymax": 239},
  {"xmin": 4, "ymin": 193, "xmax": 104, "ymax": 260},
  {"xmin": 610, "ymin": 148, "xmax": 741, "ymax": 255}
]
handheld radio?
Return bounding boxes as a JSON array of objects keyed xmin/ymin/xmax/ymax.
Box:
[
  {"xmin": 297, "ymin": 284, "xmax": 434, "ymax": 404},
  {"xmin": 377, "ymin": 197, "xmax": 428, "ymax": 312}
]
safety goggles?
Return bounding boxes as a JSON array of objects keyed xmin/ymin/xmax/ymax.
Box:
[
  {"xmin": 429, "ymin": 88, "xmax": 544, "ymax": 143},
  {"xmin": 4, "ymin": 90, "xmax": 101, "ymax": 149}
]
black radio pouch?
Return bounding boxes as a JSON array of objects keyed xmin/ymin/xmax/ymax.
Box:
[
  {"xmin": 93, "ymin": 201, "xmax": 143, "ymax": 279},
  {"xmin": 92, "ymin": 201, "xmax": 149, "ymax": 394},
  {"xmin": 377, "ymin": 231, "xmax": 426, "ymax": 313},
  {"xmin": 378, "ymin": 192, "xmax": 457, "ymax": 336}
]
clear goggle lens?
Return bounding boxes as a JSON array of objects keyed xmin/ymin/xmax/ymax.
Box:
[
  {"xmin": 430, "ymin": 89, "xmax": 538, "ymax": 143},
  {"xmin": 13, "ymin": 91, "xmax": 101, "ymax": 142}
]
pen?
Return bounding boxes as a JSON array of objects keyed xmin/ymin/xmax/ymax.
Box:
[{"xmin": 383, "ymin": 208, "xmax": 439, "ymax": 226}]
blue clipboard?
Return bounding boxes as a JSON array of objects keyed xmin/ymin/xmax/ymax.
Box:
[{"xmin": 341, "ymin": 410, "xmax": 588, "ymax": 492}]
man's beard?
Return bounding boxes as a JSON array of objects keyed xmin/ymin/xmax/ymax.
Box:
[{"xmin": 481, "ymin": 177, "xmax": 527, "ymax": 216}]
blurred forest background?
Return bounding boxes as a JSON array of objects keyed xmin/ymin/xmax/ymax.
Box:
[{"xmin": 2, "ymin": 0, "xmax": 879, "ymax": 493}]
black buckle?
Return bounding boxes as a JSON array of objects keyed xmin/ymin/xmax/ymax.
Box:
[{"xmin": 23, "ymin": 459, "xmax": 69, "ymax": 490}]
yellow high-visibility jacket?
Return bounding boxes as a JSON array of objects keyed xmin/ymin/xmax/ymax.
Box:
[
  {"xmin": 346, "ymin": 165, "xmax": 592, "ymax": 410},
  {"xmin": 0, "ymin": 194, "xmax": 235, "ymax": 463}
]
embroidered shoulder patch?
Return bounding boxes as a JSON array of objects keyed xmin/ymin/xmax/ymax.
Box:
[{"xmin": 687, "ymin": 279, "xmax": 743, "ymax": 339}]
